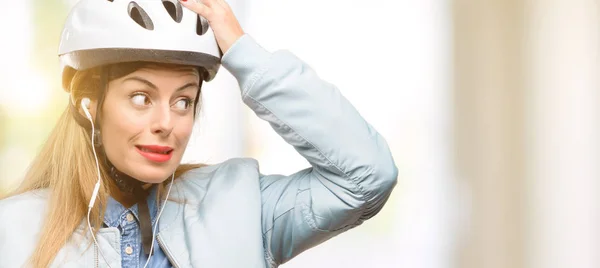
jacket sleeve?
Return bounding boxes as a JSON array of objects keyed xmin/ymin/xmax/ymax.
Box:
[{"xmin": 221, "ymin": 34, "xmax": 398, "ymax": 267}]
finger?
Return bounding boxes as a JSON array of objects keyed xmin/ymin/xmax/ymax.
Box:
[
  {"xmin": 198, "ymin": 0, "xmax": 216, "ymax": 7},
  {"xmin": 215, "ymin": 0, "xmax": 231, "ymax": 9},
  {"xmin": 179, "ymin": 0, "xmax": 211, "ymax": 18}
]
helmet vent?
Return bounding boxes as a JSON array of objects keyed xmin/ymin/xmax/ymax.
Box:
[
  {"xmin": 128, "ymin": 2, "xmax": 154, "ymax": 30},
  {"xmin": 162, "ymin": 0, "xmax": 183, "ymax": 23},
  {"xmin": 196, "ymin": 15, "xmax": 209, "ymax": 36}
]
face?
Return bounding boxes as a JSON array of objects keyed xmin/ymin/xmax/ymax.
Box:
[{"xmin": 90, "ymin": 66, "xmax": 200, "ymax": 183}]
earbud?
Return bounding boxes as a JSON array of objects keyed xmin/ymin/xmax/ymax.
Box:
[{"xmin": 81, "ymin": 98, "xmax": 92, "ymax": 121}]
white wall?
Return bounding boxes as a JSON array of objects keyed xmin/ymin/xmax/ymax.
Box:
[{"xmin": 526, "ymin": 1, "xmax": 600, "ymax": 267}]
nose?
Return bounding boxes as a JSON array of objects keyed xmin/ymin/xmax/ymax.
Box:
[{"xmin": 150, "ymin": 104, "xmax": 174, "ymax": 137}]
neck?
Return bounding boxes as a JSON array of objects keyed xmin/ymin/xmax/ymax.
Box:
[
  {"xmin": 109, "ymin": 183, "xmax": 138, "ymax": 208},
  {"xmin": 104, "ymin": 161, "xmax": 152, "ymax": 208},
  {"xmin": 100, "ymin": 149, "xmax": 146, "ymax": 207},
  {"xmin": 108, "ymin": 181, "xmax": 155, "ymax": 208}
]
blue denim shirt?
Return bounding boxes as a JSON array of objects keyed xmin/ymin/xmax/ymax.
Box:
[{"xmin": 103, "ymin": 186, "xmax": 171, "ymax": 268}]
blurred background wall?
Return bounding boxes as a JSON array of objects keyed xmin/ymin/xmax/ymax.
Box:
[
  {"xmin": 0, "ymin": 0, "xmax": 598, "ymax": 267},
  {"xmin": 453, "ymin": 0, "xmax": 527, "ymax": 267}
]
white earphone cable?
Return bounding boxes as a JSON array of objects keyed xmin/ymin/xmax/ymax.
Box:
[
  {"xmin": 83, "ymin": 98, "xmax": 113, "ymax": 268},
  {"xmin": 143, "ymin": 172, "xmax": 174, "ymax": 268},
  {"xmin": 82, "ymin": 98, "xmax": 176, "ymax": 267}
]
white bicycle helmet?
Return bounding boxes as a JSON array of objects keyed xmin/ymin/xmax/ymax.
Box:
[{"xmin": 58, "ymin": 0, "xmax": 221, "ymax": 81}]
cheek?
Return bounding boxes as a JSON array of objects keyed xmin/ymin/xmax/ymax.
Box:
[
  {"xmin": 174, "ymin": 118, "xmax": 195, "ymax": 145},
  {"xmin": 100, "ymin": 107, "xmax": 145, "ymax": 151},
  {"xmin": 103, "ymin": 120, "xmax": 142, "ymax": 141}
]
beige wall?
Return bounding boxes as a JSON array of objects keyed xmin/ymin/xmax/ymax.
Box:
[
  {"xmin": 453, "ymin": 1, "xmax": 526, "ymax": 267},
  {"xmin": 454, "ymin": 1, "xmax": 600, "ymax": 268}
]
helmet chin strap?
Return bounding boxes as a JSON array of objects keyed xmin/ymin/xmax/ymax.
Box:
[
  {"xmin": 101, "ymin": 147, "xmax": 156, "ymax": 255},
  {"xmin": 103, "ymin": 151, "xmax": 144, "ymax": 195}
]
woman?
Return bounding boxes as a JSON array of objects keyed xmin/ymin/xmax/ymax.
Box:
[{"xmin": 0, "ymin": 0, "xmax": 398, "ymax": 267}]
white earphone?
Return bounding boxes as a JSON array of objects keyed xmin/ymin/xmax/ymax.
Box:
[
  {"xmin": 81, "ymin": 97, "xmax": 174, "ymax": 268},
  {"xmin": 81, "ymin": 97, "xmax": 112, "ymax": 267},
  {"xmin": 81, "ymin": 98, "xmax": 92, "ymax": 121},
  {"xmin": 81, "ymin": 98, "xmax": 101, "ymax": 209}
]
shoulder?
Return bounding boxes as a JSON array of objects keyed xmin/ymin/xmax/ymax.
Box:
[
  {"xmin": 178, "ymin": 157, "xmax": 260, "ymax": 180},
  {"xmin": 0, "ymin": 190, "xmax": 49, "ymax": 230},
  {"xmin": 0, "ymin": 189, "xmax": 49, "ymax": 254},
  {"xmin": 169, "ymin": 158, "xmax": 261, "ymax": 203},
  {"xmin": 0, "ymin": 189, "xmax": 49, "ymax": 215}
]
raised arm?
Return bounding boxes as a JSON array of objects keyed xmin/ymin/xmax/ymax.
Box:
[{"xmin": 221, "ymin": 34, "xmax": 398, "ymax": 267}]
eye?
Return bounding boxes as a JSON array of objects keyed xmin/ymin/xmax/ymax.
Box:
[
  {"xmin": 173, "ymin": 98, "xmax": 193, "ymax": 111},
  {"xmin": 130, "ymin": 93, "xmax": 151, "ymax": 106}
]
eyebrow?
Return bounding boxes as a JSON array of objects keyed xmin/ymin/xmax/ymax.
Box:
[{"xmin": 122, "ymin": 76, "xmax": 200, "ymax": 92}]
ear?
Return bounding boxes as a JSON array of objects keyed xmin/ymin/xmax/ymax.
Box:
[{"xmin": 79, "ymin": 98, "xmax": 99, "ymax": 122}]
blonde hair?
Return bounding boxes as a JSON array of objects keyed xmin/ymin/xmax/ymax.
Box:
[{"xmin": 3, "ymin": 64, "xmax": 203, "ymax": 267}]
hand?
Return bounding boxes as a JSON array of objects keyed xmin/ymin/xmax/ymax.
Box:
[{"xmin": 179, "ymin": 0, "xmax": 245, "ymax": 54}]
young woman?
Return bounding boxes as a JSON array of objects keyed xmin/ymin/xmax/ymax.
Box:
[{"xmin": 0, "ymin": 0, "xmax": 398, "ymax": 267}]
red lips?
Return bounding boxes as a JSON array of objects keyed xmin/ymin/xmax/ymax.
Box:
[{"xmin": 135, "ymin": 145, "xmax": 174, "ymax": 163}]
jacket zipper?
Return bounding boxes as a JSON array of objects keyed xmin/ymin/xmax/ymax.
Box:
[{"xmin": 157, "ymin": 234, "xmax": 180, "ymax": 268}]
